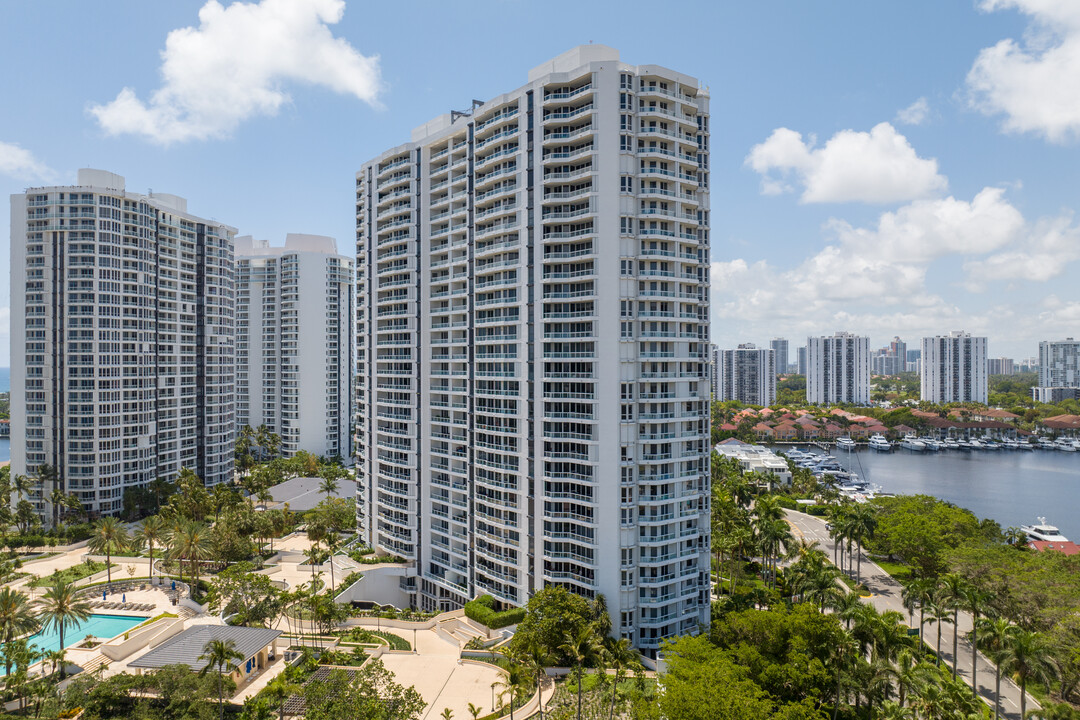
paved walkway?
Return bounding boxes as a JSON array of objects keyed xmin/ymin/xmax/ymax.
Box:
[{"xmin": 786, "ymin": 510, "xmax": 1038, "ymax": 720}]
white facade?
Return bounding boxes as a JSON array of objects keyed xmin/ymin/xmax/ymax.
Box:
[
  {"xmin": 769, "ymin": 338, "xmax": 789, "ymax": 373},
  {"xmin": 1039, "ymin": 339, "xmax": 1079, "ymax": 389},
  {"xmin": 10, "ymin": 169, "xmax": 236, "ymax": 519},
  {"xmin": 235, "ymin": 235, "xmax": 353, "ymax": 461},
  {"xmin": 710, "ymin": 344, "xmax": 720, "ymax": 400},
  {"xmin": 720, "ymin": 344, "xmax": 776, "ymax": 406},
  {"xmin": 355, "ymin": 45, "xmax": 711, "ymax": 651},
  {"xmin": 920, "ymin": 331, "xmax": 988, "ymax": 404},
  {"xmin": 806, "ymin": 332, "xmax": 870, "ymax": 405},
  {"xmin": 987, "ymin": 357, "xmax": 1016, "ymax": 376}
]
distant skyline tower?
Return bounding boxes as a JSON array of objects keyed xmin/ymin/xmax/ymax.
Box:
[
  {"xmin": 769, "ymin": 337, "xmax": 789, "ymax": 373},
  {"xmin": 720, "ymin": 344, "xmax": 776, "ymax": 406},
  {"xmin": 920, "ymin": 331, "xmax": 988, "ymax": 403},
  {"xmin": 806, "ymin": 331, "xmax": 870, "ymax": 404}
]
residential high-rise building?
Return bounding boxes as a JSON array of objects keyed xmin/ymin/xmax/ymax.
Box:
[
  {"xmin": 871, "ymin": 336, "xmax": 906, "ymax": 376},
  {"xmin": 769, "ymin": 338, "xmax": 789, "ymax": 374},
  {"xmin": 710, "ymin": 343, "xmax": 720, "ymax": 400},
  {"xmin": 354, "ymin": 45, "xmax": 711, "ymax": 650},
  {"xmin": 797, "ymin": 345, "xmax": 807, "ymax": 376},
  {"xmin": 987, "ymin": 357, "xmax": 1016, "ymax": 376},
  {"xmin": 720, "ymin": 344, "xmax": 776, "ymax": 406},
  {"xmin": 806, "ymin": 332, "xmax": 870, "ymax": 404},
  {"xmin": 235, "ymin": 234, "xmax": 354, "ymax": 461},
  {"xmin": 10, "ymin": 169, "xmax": 236, "ymax": 520},
  {"xmin": 1038, "ymin": 339, "xmax": 1079, "ymax": 389},
  {"xmin": 920, "ymin": 331, "xmax": 988, "ymax": 403}
]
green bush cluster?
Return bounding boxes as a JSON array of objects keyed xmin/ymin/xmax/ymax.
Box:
[{"xmin": 463, "ymin": 594, "xmax": 524, "ymax": 629}]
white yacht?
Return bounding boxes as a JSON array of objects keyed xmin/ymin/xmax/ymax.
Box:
[
  {"xmin": 1055, "ymin": 438, "xmax": 1078, "ymax": 453},
  {"xmin": 868, "ymin": 434, "xmax": 892, "ymax": 451},
  {"xmin": 943, "ymin": 438, "xmax": 960, "ymax": 450},
  {"xmin": 900, "ymin": 434, "xmax": 926, "ymax": 451},
  {"xmin": 836, "ymin": 437, "xmax": 856, "ymax": 451},
  {"xmin": 1020, "ymin": 518, "xmax": 1070, "ymax": 543},
  {"xmin": 920, "ymin": 437, "xmax": 942, "ymax": 451}
]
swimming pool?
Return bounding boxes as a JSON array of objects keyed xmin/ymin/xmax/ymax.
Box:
[{"xmin": 1, "ymin": 613, "xmax": 147, "ymax": 674}]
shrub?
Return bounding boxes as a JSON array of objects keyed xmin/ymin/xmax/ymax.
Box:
[{"xmin": 464, "ymin": 595, "xmax": 524, "ymax": 630}]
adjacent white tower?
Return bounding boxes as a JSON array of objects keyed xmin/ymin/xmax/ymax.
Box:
[
  {"xmin": 1038, "ymin": 339, "xmax": 1079, "ymax": 390},
  {"xmin": 769, "ymin": 338, "xmax": 789, "ymax": 374},
  {"xmin": 10, "ymin": 169, "xmax": 236, "ymax": 519},
  {"xmin": 720, "ymin": 344, "xmax": 776, "ymax": 406},
  {"xmin": 355, "ymin": 46, "xmax": 711, "ymax": 651},
  {"xmin": 920, "ymin": 331, "xmax": 988, "ymax": 403},
  {"xmin": 235, "ymin": 234, "xmax": 354, "ymax": 461},
  {"xmin": 806, "ymin": 332, "xmax": 870, "ymax": 404}
]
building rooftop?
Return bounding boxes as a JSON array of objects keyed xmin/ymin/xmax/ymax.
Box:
[
  {"xmin": 129, "ymin": 626, "xmax": 281, "ymax": 671},
  {"xmin": 268, "ymin": 475, "xmax": 357, "ymax": 512},
  {"xmin": 1028, "ymin": 541, "xmax": 1080, "ymax": 556}
]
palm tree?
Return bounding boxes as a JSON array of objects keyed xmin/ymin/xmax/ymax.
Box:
[
  {"xmin": 518, "ymin": 638, "xmax": 553, "ymax": 720},
  {"xmin": 830, "ymin": 631, "xmax": 858, "ymax": 720},
  {"xmin": 264, "ymin": 673, "xmax": 301, "ymax": 720},
  {"xmin": 35, "ymin": 464, "xmax": 61, "ymax": 529},
  {"xmin": 170, "ymin": 521, "xmax": 212, "ymax": 593},
  {"xmin": 318, "ymin": 475, "xmax": 339, "ymax": 500},
  {"xmin": 134, "ymin": 515, "xmax": 166, "ymax": 584},
  {"xmin": 938, "ymin": 573, "xmax": 968, "ymax": 679},
  {"xmin": 901, "ymin": 578, "xmax": 934, "ymax": 645},
  {"xmin": 893, "ymin": 649, "xmax": 927, "ymax": 708},
  {"xmin": 926, "ymin": 600, "xmax": 954, "ymax": 667},
  {"xmin": 199, "ymin": 638, "xmax": 245, "ymax": 720},
  {"xmin": 829, "ymin": 590, "xmax": 863, "ymax": 630},
  {"xmin": 0, "ymin": 587, "xmax": 39, "ymax": 676},
  {"xmin": 35, "ymin": 578, "xmax": 92, "ymax": 679},
  {"xmin": 87, "ymin": 516, "xmax": 129, "ymax": 585},
  {"xmin": 495, "ymin": 662, "xmax": 529, "ymax": 720},
  {"xmin": 467, "ymin": 703, "xmax": 483, "ymax": 720},
  {"xmin": 849, "ymin": 503, "xmax": 877, "ymax": 585},
  {"xmin": 961, "ymin": 585, "xmax": 989, "ymax": 695},
  {"xmin": 440, "ymin": 709, "xmax": 454, "ymax": 720},
  {"xmin": 605, "ymin": 637, "xmax": 640, "ymax": 720},
  {"xmin": 560, "ymin": 622, "xmax": 605, "ymax": 720},
  {"xmin": 978, "ymin": 617, "xmax": 1015, "ymax": 720},
  {"xmin": 996, "ymin": 628, "xmax": 1058, "ymax": 720}
]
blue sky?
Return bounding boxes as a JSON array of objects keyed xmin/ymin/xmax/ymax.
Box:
[{"xmin": 2, "ymin": 0, "xmax": 1079, "ymax": 365}]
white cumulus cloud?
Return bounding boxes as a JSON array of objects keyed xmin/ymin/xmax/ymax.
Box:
[
  {"xmin": 966, "ymin": 0, "xmax": 1080, "ymax": 142},
  {"xmin": 0, "ymin": 141, "xmax": 56, "ymax": 182},
  {"xmin": 964, "ymin": 213, "xmax": 1080, "ymax": 288},
  {"xmin": 745, "ymin": 122, "xmax": 948, "ymax": 204},
  {"xmin": 896, "ymin": 97, "xmax": 930, "ymax": 125},
  {"xmin": 89, "ymin": 0, "xmax": 383, "ymax": 144}
]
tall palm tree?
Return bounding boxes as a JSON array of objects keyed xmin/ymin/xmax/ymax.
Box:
[
  {"xmin": 961, "ymin": 585, "xmax": 989, "ymax": 695},
  {"xmin": 199, "ymin": 638, "xmax": 245, "ymax": 720},
  {"xmin": 518, "ymin": 638, "xmax": 553, "ymax": 720},
  {"xmin": 830, "ymin": 631, "xmax": 858, "ymax": 720},
  {"xmin": 926, "ymin": 600, "xmax": 954, "ymax": 667},
  {"xmin": 938, "ymin": 573, "xmax": 968, "ymax": 679},
  {"xmin": 467, "ymin": 703, "xmax": 483, "ymax": 720},
  {"xmin": 996, "ymin": 628, "xmax": 1058, "ymax": 720},
  {"xmin": 134, "ymin": 515, "xmax": 166, "ymax": 584},
  {"xmin": 829, "ymin": 590, "xmax": 864, "ymax": 631},
  {"xmin": 978, "ymin": 617, "xmax": 1016, "ymax": 720},
  {"xmin": 494, "ymin": 662, "xmax": 529, "ymax": 720},
  {"xmin": 849, "ymin": 503, "xmax": 877, "ymax": 585},
  {"xmin": 0, "ymin": 587, "xmax": 39, "ymax": 676},
  {"xmin": 35, "ymin": 579, "xmax": 92, "ymax": 679},
  {"xmin": 893, "ymin": 649, "xmax": 927, "ymax": 708},
  {"xmin": 170, "ymin": 521, "xmax": 212, "ymax": 593},
  {"xmin": 35, "ymin": 464, "xmax": 61, "ymax": 529},
  {"xmin": 605, "ymin": 637, "xmax": 640, "ymax": 720},
  {"xmin": 87, "ymin": 516, "xmax": 129, "ymax": 585},
  {"xmin": 318, "ymin": 475, "xmax": 339, "ymax": 500},
  {"xmin": 559, "ymin": 622, "xmax": 605, "ymax": 720},
  {"xmin": 901, "ymin": 578, "xmax": 934, "ymax": 645}
]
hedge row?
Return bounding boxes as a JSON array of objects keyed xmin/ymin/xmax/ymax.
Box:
[{"xmin": 463, "ymin": 594, "xmax": 524, "ymax": 630}]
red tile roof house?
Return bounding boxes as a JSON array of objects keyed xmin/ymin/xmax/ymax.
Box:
[
  {"xmin": 719, "ymin": 423, "xmax": 738, "ymax": 432},
  {"xmin": 773, "ymin": 422, "xmax": 799, "ymax": 441},
  {"xmin": 892, "ymin": 424, "xmax": 917, "ymax": 436},
  {"xmin": 821, "ymin": 423, "xmax": 844, "ymax": 439},
  {"xmin": 976, "ymin": 409, "xmax": 1021, "ymax": 422},
  {"xmin": 797, "ymin": 423, "xmax": 821, "ymax": 440},
  {"xmin": 863, "ymin": 423, "xmax": 889, "ymax": 434},
  {"xmin": 1039, "ymin": 415, "xmax": 1080, "ymax": 435},
  {"xmin": 753, "ymin": 423, "xmax": 775, "ymax": 440},
  {"xmin": 1029, "ymin": 540, "xmax": 1080, "ymax": 556}
]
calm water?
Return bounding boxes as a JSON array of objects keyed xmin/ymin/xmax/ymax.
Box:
[
  {"xmin": 2, "ymin": 614, "xmax": 146, "ymax": 675},
  {"xmin": 825, "ymin": 447, "xmax": 1080, "ymax": 539}
]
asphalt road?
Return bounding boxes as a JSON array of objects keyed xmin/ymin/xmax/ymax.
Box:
[{"xmin": 786, "ymin": 509, "xmax": 1039, "ymax": 720}]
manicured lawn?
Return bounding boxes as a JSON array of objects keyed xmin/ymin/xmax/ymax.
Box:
[
  {"xmin": 27, "ymin": 561, "xmax": 111, "ymax": 587},
  {"xmin": 872, "ymin": 557, "xmax": 914, "ymax": 582}
]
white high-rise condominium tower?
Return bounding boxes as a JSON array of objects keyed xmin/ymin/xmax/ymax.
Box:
[
  {"xmin": 806, "ymin": 332, "xmax": 870, "ymax": 404},
  {"xmin": 10, "ymin": 169, "xmax": 236, "ymax": 520},
  {"xmin": 769, "ymin": 338, "xmax": 789, "ymax": 374},
  {"xmin": 1038, "ymin": 339, "xmax": 1079, "ymax": 389},
  {"xmin": 920, "ymin": 331, "xmax": 988, "ymax": 403},
  {"xmin": 355, "ymin": 45, "xmax": 711, "ymax": 650},
  {"xmin": 235, "ymin": 235, "xmax": 354, "ymax": 461},
  {"xmin": 720, "ymin": 344, "xmax": 776, "ymax": 406},
  {"xmin": 710, "ymin": 344, "xmax": 720, "ymax": 400}
]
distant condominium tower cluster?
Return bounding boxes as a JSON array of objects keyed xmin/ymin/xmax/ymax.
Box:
[
  {"xmin": 9, "ymin": 170, "xmax": 237, "ymax": 518},
  {"xmin": 1034, "ymin": 338, "xmax": 1080, "ymax": 403},
  {"xmin": 235, "ymin": 235, "xmax": 354, "ymax": 460},
  {"xmin": 871, "ymin": 336, "xmax": 906, "ymax": 376},
  {"xmin": 920, "ymin": 331, "xmax": 988, "ymax": 403},
  {"xmin": 987, "ymin": 357, "xmax": 1016, "ymax": 376},
  {"xmin": 9, "ymin": 170, "xmax": 355, "ymax": 521},
  {"xmin": 806, "ymin": 332, "xmax": 871, "ymax": 404},
  {"xmin": 354, "ymin": 45, "xmax": 712, "ymax": 649},
  {"xmin": 718, "ymin": 344, "xmax": 776, "ymax": 406}
]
